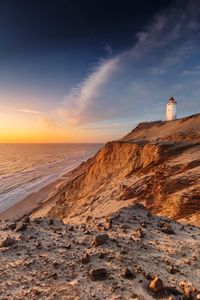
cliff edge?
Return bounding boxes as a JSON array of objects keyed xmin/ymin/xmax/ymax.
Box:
[{"xmin": 33, "ymin": 113, "xmax": 200, "ymax": 226}]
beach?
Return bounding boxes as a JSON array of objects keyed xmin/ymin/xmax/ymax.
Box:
[
  {"xmin": 0, "ymin": 143, "xmax": 101, "ymax": 220},
  {"xmin": 0, "ymin": 178, "xmax": 63, "ymax": 220}
]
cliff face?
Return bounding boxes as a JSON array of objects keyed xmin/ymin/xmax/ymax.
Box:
[{"xmin": 45, "ymin": 113, "xmax": 200, "ymax": 225}]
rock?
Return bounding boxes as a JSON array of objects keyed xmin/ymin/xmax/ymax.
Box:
[
  {"xmin": 34, "ymin": 218, "xmax": 42, "ymax": 224},
  {"xmin": 124, "ymin": 268, "xmax": 135, "ymax": 279},
  {"xmin": 49, "ymin": 219, "xmax": 54, "ymax": 226},
  {"xmin": 22, "ymin": 215, "xmax": 30, "ymax": 224},
  {"xmin": 98, "ymin": 252, "xmax": 106, "ymax": 259},
  {"xmin": 6, "ymin": 223, "xmax": 17, "ymax": 230},
  {"xmin": 52, "ymin": 272, "xmax": 58, "ymax": 280},
  {"xmin": 93, "ymin": 234, "xmax": 109, "ymax": 246},
  {"xmin": 149, "ymin": 277, "xmax": 164, "ymax": 293},
  {"xmin": 15, "ymin": 222, "xmax": 27, "ymax": 232},
  {"xmin": 120, "ymin": 249, "xmax": 128, "ymax": 255},
  {"xmin": 140, "ymin": 222, "xmax": 147, "ymax": 228},
  {"xmin": 0, "ymin": 236, "xmax": 16, "ymax": 247},
  {"xmin": 181, "ymin": 285, "xmax": 194, "ymax": 299},
  {"xmin": 143, "ymin": 272, "xmax": 153, "ymax": 280},
  {"xmin": 168, "ymin": 266, "xmax": 179, "ymax": 274},
  {"xmin": 89, "ymin": 268, "xmax": 107, "ymax": 280},
  {"xmin": 35, "ymin": 241, "xmax": 42, "ymax": 249},
  {"xmin": 134, "ymin": 227, "xmax": 144, "ymax": 239},
  {"xmin": 62, "ymin": 243, "xmax": 71, "ymax": 249},
  {"xmin": 81, "ymin": 253, "xmax": 90, "ymax": 264},
  {"xmin": 166, "ymin": 286, "xmax": 183, "ymax": 296},
  {"xmin": 52, "ymin": 261, "xmax": 59, "ymax": 268},
  {"xmin": 160, "ymin": 224, "xmax": 175, "ymax": 235},
  {"xmin": 120, "ymin": 224, "xmax": 129, "ymax": 230}
]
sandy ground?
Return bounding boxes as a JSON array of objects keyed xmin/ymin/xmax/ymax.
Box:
[
  {"xmin": 0, "ymin": 179, "xmax": 64, "ymax": 220},
  {"xmin": 0, "ymin": 204, "xmax": 199, "ymax": 300}
]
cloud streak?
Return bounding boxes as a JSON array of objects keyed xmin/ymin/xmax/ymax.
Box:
[
  {"xmin": 64, "ymin": 0, "xmax": 200, "ymax": 126},
  {"xmin": 12, "ymin": 108, "xmax": 42, "ymax": 114}
]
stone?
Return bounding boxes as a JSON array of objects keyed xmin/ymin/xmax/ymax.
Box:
[
  {"xmin": 140, "ymin": 222, "xmax": 147, "ymax": 228},
  {"xmin": 0, "ymin": 236, "xmax": 16, "ymax": 247},
  {"xmin": 120, "ymin": 224, "xmax": 129, "ymax": 230},
  {"xmin": 49, "ymin": 219, "xmax": 54, "ymax": 226},
  {"xmin": 63, "ymin": 243, "xmax": 71, "ymax": 249},
  {"xmin": 166, "ymin": 286, "xmax": 182, "ymax": 296},
  {"xmin": 81, "ymin": 253, "xmax": 90, "ymax": 264},
  {"xmin": 149, "ymin": 277, "xmax": 164, "ymax": 293},
  {"xmin": 144, "ymin": 272, "xmax": 153, "ymax": 280},
  {"xmin": 35, "ymin": 241, "xmax": 42, "ymax": 249},
  {"xmin": 168, "ymin": 266, "xmax": 179, "ymax": 274},
  {"xmin": 15, "ymin": 222, "xmax": 27, "ymax": 232},
  {"xmin": 93, "ymin": 234, "xmax": 109, "ymax": 246},
  {"xmin": 22, "ymin": 215, "xmax": 30, "ymax": 224},
  {"xmin": 160, "ymin": 224, "xmax": 175, "ymax": 235},
  {"xmin": 134, "ymin": 227, "xmax": 144, "ymax": 239},
  {"xmin": 68, "ymin": 226, "xmax": 74, "ymax": 231},
  {"xmin": 52, "ymin": 272, "xmax": 58, "ymax": 280},
  {"xmin": 52, "ymin": 261, "xmax": 59, "ymax": 268},
  {"xmin": 89, "ymin": 268, "xmax": 107, "ymax": 280},
  {"xmin": 6, "ymin": 223, "xmax": 17, "ymax": 230},
  {"xmin": 98, "ymin": 252, "xmax": 106, "ymax": 259},
  {"xmin": 124, "ymin": 268, "xmax": 135, "ymax": 279}
]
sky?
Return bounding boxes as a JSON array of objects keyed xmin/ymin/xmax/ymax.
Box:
[{"xmin": 0, "ymin": 0, "xmax": 199, "ymax": 143}]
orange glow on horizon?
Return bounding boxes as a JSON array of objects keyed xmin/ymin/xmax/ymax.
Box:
[{"xmin": 0, "ymin": 109, "xmax": 109, "ymax": 143}]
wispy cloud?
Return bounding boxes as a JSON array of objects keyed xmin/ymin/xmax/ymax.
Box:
[
  {"xmin": 12, "ymin": 108, "xmax": 42, "ymax": 114},
  {"xmin": 64, "ymin": 57, "xmax": 120, "ymax": 125},
  {"xmin": 63, "ymin": 0, "xmax": 200, "ymax": 125}
]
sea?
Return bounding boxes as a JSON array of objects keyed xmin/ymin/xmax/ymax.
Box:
[{"xmin": 0, "ymin": 143, "xmax": 102, "ymax": 213}]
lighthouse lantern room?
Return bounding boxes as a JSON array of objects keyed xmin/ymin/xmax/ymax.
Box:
[{"xmin": 166, "ymin": 96, "xmax": 177, "ymax": 121}]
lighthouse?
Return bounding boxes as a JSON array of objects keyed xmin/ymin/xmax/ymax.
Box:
[{"xmin": 166, "ymin": 96, "xmax": 177, "ymax": 121}]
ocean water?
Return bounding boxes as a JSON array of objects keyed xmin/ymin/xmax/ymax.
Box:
[{"xmin": 0, "ymin": 143, "xmax": 102, "ymax": 213}]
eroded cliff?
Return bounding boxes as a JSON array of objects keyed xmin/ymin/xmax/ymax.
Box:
[{"xmin": 36, "ymin": 113, "xmax": 200, "ymax": 225}]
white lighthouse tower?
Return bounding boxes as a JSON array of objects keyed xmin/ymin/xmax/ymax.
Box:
[{"xmin": 166, "ymin": 96, "xmax": 177, "ymax": 121}]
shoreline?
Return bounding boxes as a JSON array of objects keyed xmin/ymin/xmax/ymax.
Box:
[
  {"xmin": 0, "ymin": 157, "xmax": 92, "ymax": 220},
  {"xmin": 0, "ymin": 178, "xmax": 64, "ymax": 220}
]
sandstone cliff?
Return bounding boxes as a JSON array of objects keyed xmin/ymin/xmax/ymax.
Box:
[{"xmin": 35, "ymin": 113, "xmax": 200, "ymax": 225}]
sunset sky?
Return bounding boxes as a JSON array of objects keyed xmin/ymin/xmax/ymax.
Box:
[{"xmin": 0, "ymin": 0, "xmax": 200, "ymax": 143}]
